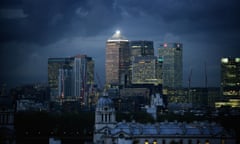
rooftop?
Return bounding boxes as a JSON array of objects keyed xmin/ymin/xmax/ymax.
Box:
[
  {"xmin": 107, "ymin": 30, "xmax": 128, "ymax": 42},
  {"xmin": 109, "ymin": 121, "xmax": 229, "ymax": 137}
]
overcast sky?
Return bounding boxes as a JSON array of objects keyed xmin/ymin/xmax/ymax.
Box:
[{"xmin": 0, "ymin": 0, "xmax": 239, "ymax": 88}]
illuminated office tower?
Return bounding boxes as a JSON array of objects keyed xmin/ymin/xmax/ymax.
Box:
[
  {"xmin": 131, "ymin": 55, "xmax": 162, "ymax": 85},
  {"xmin": 221, "ymin": 57, "xmax": 240, "ymax": 107},
  {"xmin": 158, "ymin": 43, "xmax": 183, "ymax": 88},
  {"xmin": 130, "ymin": 40, "xmax": 154, "ymax": 57},
  {"xmin": 105, "ymin": 30, "xmax": 130, "ymax": 86}
]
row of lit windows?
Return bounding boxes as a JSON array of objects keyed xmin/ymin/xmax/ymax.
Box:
[
  {"xmin": 141, "ymin": 139, "xmax": 211, "ymax": 144},
  {"xmin": 221, "ymin": 58, "xmax": 240, "ymax": 63},
  {"xmin": 223, "ymin": 90, "xmax": 240, "ymax": 96}
]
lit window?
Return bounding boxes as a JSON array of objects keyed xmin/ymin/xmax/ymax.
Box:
[
  {"xmin": 221, "ymin": 139, "xmax": 225, "ymax": 144},
  {"xmin": 221, "ymin": 58, "xmax": 229, "ymax": 63},
  {"xmin": 164, "ymin": 43, "xmax": 168, "ymax": 47}
]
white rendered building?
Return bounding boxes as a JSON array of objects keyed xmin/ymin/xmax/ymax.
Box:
[{"xmin": 93, "ymin": 93, "xmax": 236, "ymax": 144}]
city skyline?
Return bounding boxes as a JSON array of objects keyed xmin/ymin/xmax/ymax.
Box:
[{"xmin": 0, "ymin": 0, "xmax": 240, "ymax": 88}]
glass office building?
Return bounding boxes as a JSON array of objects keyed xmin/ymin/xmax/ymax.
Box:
[
  {"xmin": 105, "ymin": 31, "xmax": 130, "ymax": 86},
  {"xmin": 158, "ymin": 43, "xmax": 183, "ymax": 88},
  {"xmin": 130, "ymin": 40, "xmax": 154, "ymax": 57},
  {"xmin": 131, "ymin": 56, "xmax": 162, "ymax": 85},
  {"xmin": 48, "ymin": 55, "xmax": 94, "ymax": 106},
  {"xmin": 215, "ymin": 57, "xmax": 240, "ymax": 108}
]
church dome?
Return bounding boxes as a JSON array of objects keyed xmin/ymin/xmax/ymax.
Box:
[{"xmin": 96, "ymin": 93, "xmax": 114, "ymax": 110}]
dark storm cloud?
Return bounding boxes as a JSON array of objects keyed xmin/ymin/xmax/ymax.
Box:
[
  {"xmin": 116, "ymin": 0, "xmax": 240, "ymax": 86},
  {"xmin": 0, "ymin": 0, "xmax": 122, "ymax": 44},
  {"xmin": 0, "ymin": 0, "xmax": 122, "ymax": 87},
  {"xmin": 0, "ymin": 0, "xmax": 239, "ymax": 87},
  {"xmin": 118, "ymin": 0, "xmax": 240, "ymax": 34}
]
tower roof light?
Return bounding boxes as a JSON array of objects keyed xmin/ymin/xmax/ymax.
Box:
[
  {"xmin": 116, "ymin": 30, "xmax": 120, "ymax": 35},
  {"xmin": 107, "ymin": 30, "xmax": 128, "ymax": 42}
]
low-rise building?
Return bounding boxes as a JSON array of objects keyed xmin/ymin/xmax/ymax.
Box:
[{"xmin": 93, "ymin": 93, "xmax": 236, "ymax": 144}]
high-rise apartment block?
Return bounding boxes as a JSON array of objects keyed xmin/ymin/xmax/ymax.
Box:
[
  {"xmin": 48, "ymin": 55, "xmax": 94, "ymax": 106},
  {"xmin": 105, "ymin": 31, "xmax": 130, "ymax": 86},
  {"xmin": 158, "ymin": 43, "xmax": 183, "ymax": 88}
]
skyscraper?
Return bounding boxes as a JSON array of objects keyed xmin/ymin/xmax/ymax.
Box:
[
  {"xmin": 73, "ymin": 55, "xmax": 94, "ymax": 105},
  {"xmin": 130, "ymin": 40, "xmax": 154, "ymax": 57},
  {"xmin": 48, "ymin": 57, "xmax": 74, "ymax": 101},
  {"xmin": 221, "ymin": 57, "xmax": 240, "ymax": 98},
  {"xmin": 48, "ymin": 55, "xmax": 94, "ymax": 106},
  {"xmin": 158, "ymin": 43, "xmax": 183, "ymax": 88},
  {"xmin": 58, "ymin": 67, "xmax": 73, "ymax": 98},
  {"xmin": 105, "ymin": 30, "xmax": 130, "ymax": 86},
  {"xmin": 131, "ymin": 55, "xmax": 162, "ymax": 85}
]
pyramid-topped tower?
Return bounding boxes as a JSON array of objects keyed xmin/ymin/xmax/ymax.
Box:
[
  {"xmin": 107, "ymin": 30, "xmax": 128, "ymax": 42},
  {"xmin": 105, "ymin": 30, "xmax": 130, "ymax": 86}
]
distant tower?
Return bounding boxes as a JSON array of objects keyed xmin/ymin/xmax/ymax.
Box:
[
  {"xmin": 58, "ymin": 68, "xmax": 73, "ymax": 98},
  {"xmin": 105, "ymin": 30, "xmax": 130, "ymax": 87},
  {"xmin": 130, "ymin": 40, "xmax": 154, "ymax": 57},
  {"xmin": 48, "ymin": 55, "xmax": 94, "ymax": 106},
  {"xmin": 131, "ymin": 55, "xmax": 163, "ymax": 85},
  {"xmin": 221, "ymin": 57, "xmax": 240, "ymax": 98},
  {"xmin": 158, "ymin": 43, "xmax": 183, "ymax": 88},
  {"xmin": 94, "ymin": 92, "xmax": 116, "ymax": 144},
  {"xmin": 48, "ymin": 57, "xmax": 74, "ymax": 101}
]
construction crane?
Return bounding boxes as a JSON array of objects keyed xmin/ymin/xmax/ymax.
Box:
[
  {"xmin": 96, "ymin": 72, "xmax": 103, "ymax": 90},
  {"xmin": 188, "ymin": 68, "xmax": 192, "ymax": 89},
  {"xmin": 188, "ymin": 68, "xmax": 192, "ymax": 103}
]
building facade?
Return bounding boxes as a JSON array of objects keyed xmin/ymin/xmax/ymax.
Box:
[
  {"xmin": 130, "ymin": 40, "xmax": 154, "ymax": 57},
  {"xmin": 94, "ymin": 93, "xmax": 116, "ymax": 144},
  {"xmin": 0, "ymin": 93, "xmax": 15, "ymax": 143},
  {"xmin": 48, "ymin": 57, "xmax": 74, "ymax": 101},
  {"xmin": 93, "ymin": 94, "xmax": 236, "ymax": 144},
  {"xmin": 131, "ymin": 56, "xmax": 162, "ymax": 85},
  {"xmin": 158, "ymin": 43, "xmax": 183, "ymax": 88},
  {"xmin": 105, "ymin": 30, "xmax": 130, "ymax": 86},
  {"xmin": 215, "ymin": 57, "xmax": 240, "ymax": 108},
  {"xmin": 48, "ymin": 55, "xmax": 94, "ymax": 107}
]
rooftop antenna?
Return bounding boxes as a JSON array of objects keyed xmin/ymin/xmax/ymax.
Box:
[
  {"xmin": 188, "ymin": 68, "xmax": 192, "ymax": 103},
  {"xmin": 204, "ymin": 62, "xmax": 208, "ymax": 88},
  {"xmin": 188, "ymin": 68, "xmax": 192, "ymax": 89}
]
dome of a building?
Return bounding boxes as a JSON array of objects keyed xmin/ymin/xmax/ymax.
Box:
[{"xmin": 96, "ymin": 93, "xmax": 114, "ymax": 110}]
